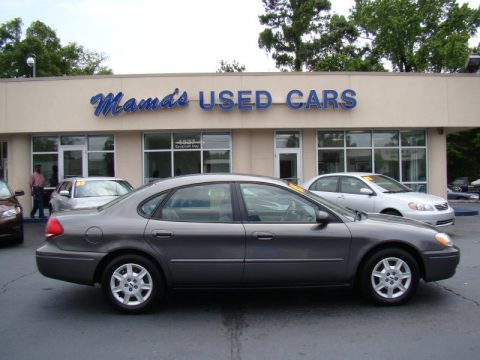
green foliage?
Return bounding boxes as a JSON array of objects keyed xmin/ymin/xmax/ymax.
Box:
[
  {"xmin": 353, "ymin": 0, "xmax": 480, "ymax": 72},
  {"xmin": 258, "ymin": 0, "xmax": 384, "ymax": 71},
  {"xmin": 0, "ymin": 18, "xmax": 112, "ymax": 78},
  {"xmin": 217, "ymin": 60, "xmax": 246, "ymax": 73},
  {"xmin": 447, "ymin": 129, "xmax": 480, "ymax": 181}
]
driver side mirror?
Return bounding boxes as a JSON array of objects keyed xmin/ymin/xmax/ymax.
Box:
[
  {"xmin": 59, "ymin": 190, "xmax": 70, "ymax": 197},
  {"xmin": 360, "ymin": 188, "xmax": 374, "ymax": 196},
  {"xmin": 316, "ymin": 210, "xmax": 330, "ymax": 224}
]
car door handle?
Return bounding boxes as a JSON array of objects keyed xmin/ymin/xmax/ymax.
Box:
[
  {"xmin": 152, "ymin": 230, "xmax": 173, "ymax": 239},
  {"xmin": 253, "ymin": 232, "xmax": 275, "ymax": 241},
  {"xmin": 338, "ymin": 195, "xmax": 345, "ymax": 199}
]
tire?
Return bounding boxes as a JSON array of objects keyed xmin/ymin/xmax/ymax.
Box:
[
  {"xmin": 382, "ymin": 209, "xmax": 402, "ymax": 217},
  {"xmin": 101, "ymin": 255, "xmax": 164, "ymax": 314},
  {"xmin": 360, "ymin": 248, "xmax": 419, "ymax": 306}
]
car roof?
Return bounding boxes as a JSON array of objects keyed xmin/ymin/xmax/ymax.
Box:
[{"xmin": 62, "ymin": 177, "xmax": 128, "ymax": 182}]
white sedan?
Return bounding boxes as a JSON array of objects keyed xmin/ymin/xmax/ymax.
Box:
[{"xmin": 303, "ymin": 173, "xmax": 454, "ymax": 227}]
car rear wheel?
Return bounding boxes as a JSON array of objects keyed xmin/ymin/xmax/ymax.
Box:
[
  {"xmin": 360, "ymin": 248, "xmax": 419, "ymax": 305},
  {"xmin": 102, "ymin": 255, "xmax": 163, "ymax": 314},
  {"xmin": 382, "ymin": 209, "xmax": 402, "ymax": 216}
]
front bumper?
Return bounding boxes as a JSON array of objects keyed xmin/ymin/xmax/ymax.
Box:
[
  {"xmin": 403, "ymin": 208, "xmax": 455, "ymax": 227},
  {"xmin": 36, "ymin": 242, "xmax": 106, "ymax": 285},
  {"xmin": 423, "ymin": 246, "xmax": 460, "ymax": 282}
]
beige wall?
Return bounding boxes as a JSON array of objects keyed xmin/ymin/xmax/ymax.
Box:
[
  {"xmin": 7, "ymin": 135, "xmax": 31, "ymax": 213},
  {"xmin": 427, "ymin": 129, "xmax": 448, "ymax": 198},
  {"xmin": 1, "ymin": 73, "xmax": 479, "ymax": 134},
  {"xmin": 115, "ymin": 132, "xmax": 143, "ymax": 188}
]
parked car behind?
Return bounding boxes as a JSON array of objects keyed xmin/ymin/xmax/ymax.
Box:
[
  {"xmin": 0, "ymin": 180, "xmax": 24, "ymax": 244},
  {"xmin": 36, "ymin": 174, "xmax": 459, "ymax": 313},
  {"xmin": 303, "ymin": 173, "xmax": 454, "ymax": 227},
  {"xmin": 49, "ymin": 177, "xmax": 133, "ymax": 213},
  {"xmin": 447, "ymin": 187, "xmax": 479, "ymax": 200}
]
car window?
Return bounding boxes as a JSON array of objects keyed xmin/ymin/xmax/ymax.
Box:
[
  {"xmin": 361, "ymin": 174, "xmax": 411, "ymax": 193},
  {"xmin": 139, "ymin": 192, "xmax": 168, "ymax": 218},
  {"xmin": 340, "ymin": 177, "xmax": 368, "ymax": 195},
  {"xmin": 161, "ymin": 183, "xmax": 233, "ymax": 223},
  {"xmin": 74, "ymin": 180, "xmax": 132, "ymax": 198},
  {"xmin": 0, "ymin": 181, "xmax": 13, "ymax": 198},
  {"xmin": 311, "ymin": 176, "xmax": 338, "ymax": 192},
  {"xmin": 240, "ymin": 183, "xmax": 316, "ymax": 223}
]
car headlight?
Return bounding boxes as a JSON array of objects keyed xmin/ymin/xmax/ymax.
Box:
[
  {"xmin": 435, "ymin": 233, "xmax": 453, "ymax": 247},
  {"xmin": 408, "ymin": 202, "xmax": 435, "ymax": 211},
  {"xmin": 0, "ymin": 207, "xmax": 21, "ymax": 218}
]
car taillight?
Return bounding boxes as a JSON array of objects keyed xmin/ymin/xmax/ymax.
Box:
[{"xmin": 45, "ymin": 217, "xmax": 64, "ymax": 238}]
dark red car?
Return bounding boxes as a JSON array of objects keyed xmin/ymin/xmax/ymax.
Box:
[{"xmin": 0, "ymin": 180, "xmax": 24, "ymax": 244}]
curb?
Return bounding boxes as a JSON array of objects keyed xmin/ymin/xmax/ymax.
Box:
[{"xmin": 453, "ymin": 208, "xmax": 479, "ymax": 217}]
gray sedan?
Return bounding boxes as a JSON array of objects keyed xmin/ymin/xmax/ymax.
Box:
[{"xmin": 36, "ymin": 174, "xmax": 459, "ymax": 314}]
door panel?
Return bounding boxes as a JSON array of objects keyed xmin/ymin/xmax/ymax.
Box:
[
  {"xmin": 238, "ymin": 183, "xmax": 351, "ymax": 284},
  {"xmin": 338, "ymin": 176, "xmax": 375, "ymax": 212}
]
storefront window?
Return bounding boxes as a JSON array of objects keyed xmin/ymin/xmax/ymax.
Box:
[
  {"xmin": 318, "ymin": 131, "xmax": 344, "ymax": 147},
  {"xmin": 32, "ymin": 135, "xmax": 115, "ymax": 184},
  {"xmin": 61, "ymin": 136, "xmax": 86, "ymax": 146},
  {"xmin": 317, "ymin": 130, "xmax": 427, "ymax": 190},
  {"xmin": 318, "ymin": 149, "xmax": 344, "ymax": 174},
  {"xmin": 33, "ymin": 136, "xmax": 58, "ymax": 152},
  {"xmin": 143, "ymin": 132, "xmax": 231, "ymax": 183},
  {"xmin": 32, "ymin": 154, "xmax": 58, "ymax": 187},
  {"xmin": 347, "ymin": 149, "xmax": 372, "ymax": 172},
  {"xmin": 346, "ymin": 131, "xmax": 371, "ymax": 147},
  {"xmin": 275, "ymin": 131, "xmax": 300, "ymax": 148}
]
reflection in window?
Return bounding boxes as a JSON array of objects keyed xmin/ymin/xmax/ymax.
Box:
[
  {"xmin": 162, "ymin": 183, "xmax": 233, "ymax": 222},
  {"xmin": 32, "ymin": 154, "xmax": 58, "ymax": 187},
  {"xmin": 402, "ymin": 149, "xmax": 426, "ymax": 182},
  {"xmin": 32, "ymin": 136, "xmax": 58, "ymax": 152},
  {"xmin": 240, "ymin": 183, "xmax": 316, "ymax": 223},
  {"xmin": 318, "ymin": 150, "xmax": 344, "ymax": 174},
  {"xmin": 347, "ymin": 149, "xmax": 372, "ymax": 172},
  {"xmin": 317, "ymin": 130, "xmax": 426, "ymax": 190},
  {"xmin": 374, "ymin": 149, "xmax": 399, "ymax": 180},
  {"xmin": 88, "ymin": 153, "xmax": 114, "ymax": 177},
  {"xmin": 143, "ymin": 132, "xmax": 231, "ymax": 183},
  {"xmin": 275, "ymin": 131, "xmax": 300, "ymax": 148}
]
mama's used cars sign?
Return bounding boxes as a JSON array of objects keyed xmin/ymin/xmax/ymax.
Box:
[{"xmin": 90, "ymin": 88, "xmax": 357, "ymax": 117}]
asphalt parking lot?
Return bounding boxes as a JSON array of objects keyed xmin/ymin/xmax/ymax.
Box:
[{"xmin": 1, "ymin": 203, "xmax": 479, "ymax": 360}]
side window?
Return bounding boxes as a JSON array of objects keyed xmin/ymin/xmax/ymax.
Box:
[
  {"xmin": 340, "ymin": 177, "xmax": 368, "ymax": 195},
  {"xmin": 161, "ymin": 183, "xmax": 233, "ymax": 223},
  {"xmin": 311, "ymin": 176, "xmax": 338, "ymax": 192},
  {"xmin": 139, "ymin": 193, "xmax": 167, "ymax": 218},
  {"xmin": 240, "ymin": 183, "xmax": 316, "ymax": 223}
]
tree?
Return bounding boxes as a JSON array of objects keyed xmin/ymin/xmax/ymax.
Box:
[
  {"xmin": 217, "ymin": 60, "xmax": 246, "ymax": 72},
  {"xmin": 447, "ymin": 128, "xmax": 480, "ymax": 181},
  {"xmin": 0, "ymin": 18, "xmax": 112, "ymax": 78},
  {"xmin": 258, "ymin": 0, "xmax": 384, "ymax": 72},
  {"xmin": 353, "ymin": 0, "xmax": 480, "ymax": 72}
]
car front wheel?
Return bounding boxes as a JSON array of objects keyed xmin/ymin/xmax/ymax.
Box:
[
  {"xmin": 102, "ymin": 255, "xmax": 163, "ymax": 314},
  {"xmin": 360, "ymin": 248, "xmax": 419, "ymax": 305}
]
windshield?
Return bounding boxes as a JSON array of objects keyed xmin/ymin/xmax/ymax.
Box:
[
  {"xmin": 74, "ymin": 180, "xmax": 133, "ymax": 198},
  {"xmin": 361, "ymin": 175, "xmax": 412, "ymax": 193},
  {"xmin": 98, "ymin": 180, "xmax": 159, "ymax": 211},
  {"xmin": 286, "ymin": 183, "xmax": 356, "ymax": 221},
  {"xmin": 0, "ymin": 181, "xmax": 13, "ymax": 199}
]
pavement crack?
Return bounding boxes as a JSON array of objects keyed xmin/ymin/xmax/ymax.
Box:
[
  {"xmin": 221, "ymin": 302, "xmax": 246, "ymax": 360},
  {"xmin": 434, "ymin": 282, "xmax": 480, "ymax": 307},
  {"xmin": 0, "ymin": 271, "xmax": 37, "ymax": 296}
]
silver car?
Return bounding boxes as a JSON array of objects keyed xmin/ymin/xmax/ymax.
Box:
[
  {"xmin": 303, "ymin": 173, "xmax": 455, "ymax": 227},
  {"xmin": 36, "ymin": 174, "xmax": 459, "ymax": 314},
  {"xmin": 49, "ymin": 177, "xmax": 133, "ymax": 213}
]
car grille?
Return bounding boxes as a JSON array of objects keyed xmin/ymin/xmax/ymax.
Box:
[
  {"xmin": 435, "ymin": 202, "xmax": 449, "ymax": 211},
  {"xmin": 437, "ymin": 218, "xmax": 454, "ymax": 226}
]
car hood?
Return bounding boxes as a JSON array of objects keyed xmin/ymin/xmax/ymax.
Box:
[
  {"xmin": 365, "ymin": 213, "xmax": 438, "ymax": 231},
  {"xmin": 381, "ymin": 191, "xmax": 447, "ymax": 204}
]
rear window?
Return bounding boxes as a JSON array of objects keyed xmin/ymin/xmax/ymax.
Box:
[{"xmin": 74, "ymin": 180, "xmax": 133, "ymax": 198}]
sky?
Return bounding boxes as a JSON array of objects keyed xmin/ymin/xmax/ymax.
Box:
[{"xmin": 0, "ymin": 0, "xmax": 479, "ymax": 74}]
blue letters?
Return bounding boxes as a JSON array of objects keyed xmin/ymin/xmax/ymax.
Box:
[
  {"xmin": 219, "ymin": 90, "xmax": 235, "ymax": 110},
  {"xmin": 306, "ymin": 90, "xmax": 322, "ymax": 109},
  {"xmin": 340, "ymin": 89, "xmax": 357, "ymax": 109},
  {"xmin": 199, "ymin": 91, "xmax": 215, "ymax": 111},
  {"xmin": 90, "ymin": 89, "xmax": 189, "ymax": 117},
  {"xmin": 286, "ymin": 90, "xmax": 304, "ymax": 110},
  {"xmin": 256, "ymin": 90, "xmax": 272, "ymax": 110}
]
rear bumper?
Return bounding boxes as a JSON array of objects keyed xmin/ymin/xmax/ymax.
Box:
[
  {"xmin": 423, "ymin": 246, "xmax": 460, "ymax": 282},
  {"xmin": 36, "ymin": 242, "xmax": 105, "ymax": 285}
]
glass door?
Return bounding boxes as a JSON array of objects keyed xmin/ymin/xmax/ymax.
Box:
[
  {"xmin": 274, "ymin": 130, "xmax": 303, "ymax": 185},
  {"xmin": 60, "ymin": 146, "xmax": 87, "ymax": 179}
]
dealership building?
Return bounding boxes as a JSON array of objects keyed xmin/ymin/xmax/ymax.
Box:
[{"xmin": 0, "ymin": 72, "xmax": 478, "ymax": 214}]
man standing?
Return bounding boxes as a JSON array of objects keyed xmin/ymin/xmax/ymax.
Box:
[{"xmin": 30, "ymin": 164, "xmax": 46, "ymax": 218}]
